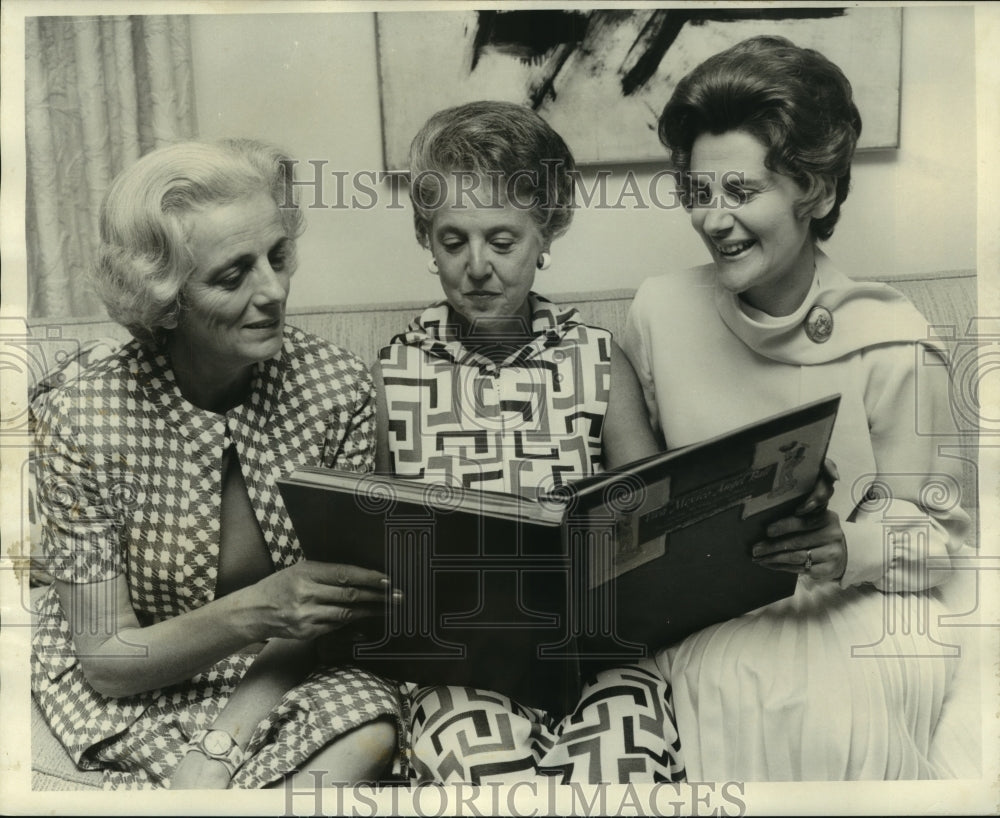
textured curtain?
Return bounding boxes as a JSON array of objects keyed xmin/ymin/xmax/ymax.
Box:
[{"xmin": 25, "ymin": 15, "xmax": 197, "ymax": 319}]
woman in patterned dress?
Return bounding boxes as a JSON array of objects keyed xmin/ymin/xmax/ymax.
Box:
[
  {"xmin": 31, "ymin": 139, "xmax": 402, "ymax": 789},
  {"xmin": 369, "ymin": 101, "xmax": 687, "ymax": 784},
  {"xmin": 621, "ymin": 36, "xmax": 975, "ymax": 779}
]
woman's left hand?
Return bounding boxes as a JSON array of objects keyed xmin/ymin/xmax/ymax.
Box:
[
  {"xmin": 752, "ymin": 508, "xmax": 848, "ymax": 582},
  {"xmin": 169, "ymin": 750, "xmax": 235, "ymax": 790}
]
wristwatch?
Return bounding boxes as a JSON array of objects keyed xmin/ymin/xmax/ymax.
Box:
[{"xmin": 188, "ymin": 729, "xmax": 245, "ymax": 776}]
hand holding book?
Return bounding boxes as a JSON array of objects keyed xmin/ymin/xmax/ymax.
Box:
[
  {"xmin": 751, "ymin": 458, "xmax": 848, "ymax": 582},
  {"xmin": 235, "ymin": 561, "xmax": 401, "ymax": 642},
  {"xmin": 278, "ymin": 396, "xmax": 842, "ymax": 713}
]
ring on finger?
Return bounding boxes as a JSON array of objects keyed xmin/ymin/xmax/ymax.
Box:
[{"xmin": 803, "ymin": 549, "xmax": 813, "ymax": 572}]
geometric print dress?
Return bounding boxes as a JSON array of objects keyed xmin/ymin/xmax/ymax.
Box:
[
  {"xmin": 379, "ymin": 295, "xmax": 685, "ymax": 784},
  {"xmin": 31, "ymin": 325, "xmax": 402, "ymax": 789}
]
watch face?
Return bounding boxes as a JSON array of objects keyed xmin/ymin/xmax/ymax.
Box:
[{"xmin": 203, "ymin": 731, "xmax": 234, "ymax": 755}]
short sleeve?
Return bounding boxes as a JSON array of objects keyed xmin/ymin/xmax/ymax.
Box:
[{"xmin": 32, "ymin": 391, "xmax": 124, "ymax": 584}]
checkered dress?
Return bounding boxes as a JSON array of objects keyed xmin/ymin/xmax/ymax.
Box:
[
  {"xmin": 381, "ymin": 296, "xmax": 685, "ymax": 784},
  {"xmin": 31, "ymin": 326, "xmax": 402, "ymax": 789}
]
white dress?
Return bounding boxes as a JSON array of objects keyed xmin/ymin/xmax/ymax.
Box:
[{"xmin": 621, "ymin": 252, "xmax": 976, "ymax": 780}]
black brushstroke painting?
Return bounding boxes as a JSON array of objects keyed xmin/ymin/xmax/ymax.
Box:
[
  {"xmin": 470, "ymin": 10, "xmax": 591, "ymax": 70},
  {"xmin": 470, "ymin": 8, "xmax": 847, "ymax": 107}
]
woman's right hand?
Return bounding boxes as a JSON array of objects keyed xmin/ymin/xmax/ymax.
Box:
[
  {"xmin": 57, "ymin": 562, "xmax": 399, "ymax": 698},
  {"xmin": 240, "ymin": 562, "xmax": 399, "ymax": 643}
]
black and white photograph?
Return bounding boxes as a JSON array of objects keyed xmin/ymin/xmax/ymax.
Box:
[{"xmin": 1, "ymin": 1, "xmax": 997, "ymax": 815}]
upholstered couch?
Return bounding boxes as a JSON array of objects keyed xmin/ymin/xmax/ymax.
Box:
[{"xmin": 25, "ymin": 271, "xmax": 981, "ymax": 789}]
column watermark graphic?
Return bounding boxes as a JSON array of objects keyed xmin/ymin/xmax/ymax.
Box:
[
  {"xmin": 6, "ymin": 313, "xmax": 998, "ymax": 652},
  {"xmin": 4, "ymin": 303, "xmax": 997, "ymax": 795}
]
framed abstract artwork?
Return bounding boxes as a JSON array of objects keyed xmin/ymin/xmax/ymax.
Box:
[{"xmin": 376, "ymin": 7, "xmax": 902, "ymax": 169}]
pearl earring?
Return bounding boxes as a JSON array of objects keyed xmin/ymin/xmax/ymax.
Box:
[
  {"xmin": 536, "ymin": 252, "xmax": 551, "ymax": 271},
  {"xmin": 427, "ymin": 257, "xmax": 439, "ymax": 274}
]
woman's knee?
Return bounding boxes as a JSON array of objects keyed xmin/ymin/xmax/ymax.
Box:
[
  {"xmin": 311, "ymin": 717, "xmax": 398, "ymax": 784},
  {"xmin": 352, "ymin": 718, "xmax": 397, "ymax": 762}
]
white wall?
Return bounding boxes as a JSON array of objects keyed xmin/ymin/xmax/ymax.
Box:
[{"xmin": 190, "ymin": 6, "xmax": 977, "ymax": 310}]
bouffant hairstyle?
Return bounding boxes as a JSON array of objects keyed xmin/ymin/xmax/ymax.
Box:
[
  {"xmin": 94, "ymin": 138, "xmax": 304, "ymax": 347},
  {"xmin": 407, "ymin": 100, "xmax": 576, "ymax": 247},
  {"xmin": 657, "ymin": 35, "xmax": 862, "ymax": 241}
]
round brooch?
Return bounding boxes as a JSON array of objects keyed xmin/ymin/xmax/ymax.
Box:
[{"xmin": 804, "ymin": 305, "xmax": 834, "ymax": 343}]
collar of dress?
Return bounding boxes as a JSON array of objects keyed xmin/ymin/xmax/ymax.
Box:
[
  {"xmin": 393, "ymin": 293, "xmax": 584, "ymax": 370},
  {"xmin": 130, "ymin": 330, "xmax": 288, "ymax": 430},
  {"xmin": 713, "ymin": 249, "xmax": 939, "ymax": 365}
]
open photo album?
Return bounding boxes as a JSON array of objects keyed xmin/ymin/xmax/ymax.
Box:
[{"xmin": 278, "ymin": 395, "xmax": 840, "ymax": 714}]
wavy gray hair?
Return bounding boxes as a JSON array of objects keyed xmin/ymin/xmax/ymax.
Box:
[{"xmin": 93, "ymin": 138, "xmax": 304, "ymax": 347}]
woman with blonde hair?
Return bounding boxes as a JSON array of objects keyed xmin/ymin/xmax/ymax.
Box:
[{"xmin": 32, "ymin": 138, "xmax": 402, "ymax": 788}]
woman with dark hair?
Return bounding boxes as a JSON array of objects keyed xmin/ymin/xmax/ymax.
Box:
[
  {"xmin": 373, "ymin": 100, "xmax": 686, "ymax": 784},
  {"xmin": 622, "ymin": 36, "xmax": 973, "ymax": 780},
  {"xmin": 31, "ymin": 139, "xmax": 401, "ymax": 788}
]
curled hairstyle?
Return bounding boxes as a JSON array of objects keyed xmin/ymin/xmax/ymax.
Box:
[
  {"xmin": 658, "ymin": 35, "xmax": 862, "ymax": 241},
  {"xmin": 407, "ymin": 100, "xmax": 576, "ymax": 247},
  {"xmin": 94, "ymin": 138, "xmax": 304, "ymax": 347}
]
